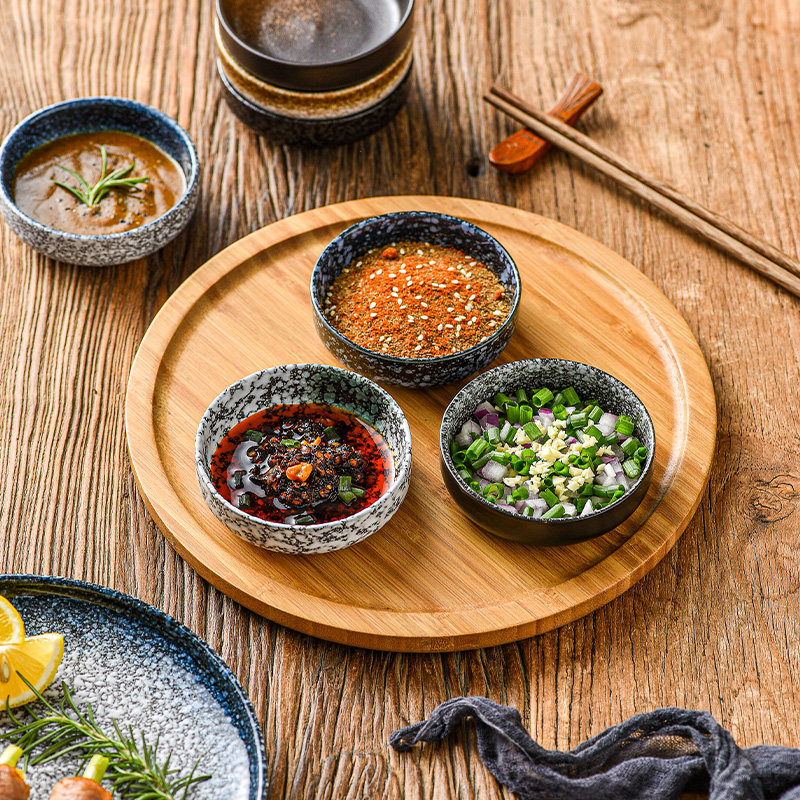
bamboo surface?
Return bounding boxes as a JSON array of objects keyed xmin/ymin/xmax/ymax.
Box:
[
  {"xmin": 1, "ymin": 1, "xmax": 800, "ymax": 798},
  {"xmin": 125, "ymin": 195, "xmax": 715, "ymax": 651}
]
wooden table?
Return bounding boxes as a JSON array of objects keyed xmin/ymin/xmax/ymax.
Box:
[{"xmin": 1, "ymin": 1, "xmax": 798, "ymax": 797}]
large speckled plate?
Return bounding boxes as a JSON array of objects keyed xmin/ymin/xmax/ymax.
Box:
[
  {"xmin": 125, "ymin": 196, "xmax": 716, "ymax": 652},
  {"xmin": 0, "ymin": 575, "xmax": 266, "ymax": 799}
]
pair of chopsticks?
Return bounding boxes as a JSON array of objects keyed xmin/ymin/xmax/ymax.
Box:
[{"xmin": 485, "ymin": 84, "xmax": 800, "ymax": 299}]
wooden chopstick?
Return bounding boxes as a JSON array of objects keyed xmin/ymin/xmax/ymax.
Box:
[{"xmin": 485, "ymin": 83, "xmax": 800, "ymax": 299}]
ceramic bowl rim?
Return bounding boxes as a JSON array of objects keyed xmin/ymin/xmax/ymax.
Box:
[
  {"xmin": 216, "ymin": 0, "xmax": 415, "ymax": 89},
  {"xmin": 310, "ymin": 210, "xmax": 521, "ymax": 368},
  {"xmin": 439, "ymin": 358, "xmax": 656, "ymax": 526},
  {"xmin": 195, "ymin": 363, "xmax": 413, "ymax": 533},
  {"xmin": 0, "ymin": 96, "xmax": 199, "ymax": 244}
]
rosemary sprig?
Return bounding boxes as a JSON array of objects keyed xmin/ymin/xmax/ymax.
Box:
[
  {"xmin": 4, "ymin": 675, "xmax": 210, "ymax": 800},
  {"xmin": 52, "ymin": 145, "xmax": 149, "ymax": 207}
]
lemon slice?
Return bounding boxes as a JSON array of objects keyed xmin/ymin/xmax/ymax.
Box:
[
  {"xmin": 0, "ymin": 596, "xmax": 25, "ymax": 644},
  {"xmin": 0, "ymin": 633, "xmax": 64, "ymax": 707}
]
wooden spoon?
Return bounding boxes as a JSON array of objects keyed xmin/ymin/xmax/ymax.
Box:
[{"xmin": 489, "ymin": 73, "xmax": 603, "ymax": 174}]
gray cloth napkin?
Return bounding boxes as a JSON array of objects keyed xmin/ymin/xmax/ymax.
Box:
[{"xmin": 389, "ymin": 696, "xmax": 800, "ymax": 799}]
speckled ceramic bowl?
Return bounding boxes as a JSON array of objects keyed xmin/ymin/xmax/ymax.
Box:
[
  {"xmin": 0, "ymin": 97, "xmax": 199, "ymax": 266},
  {"xmin": 196, "ymin": 364, "xmax": 412, "ymax": 554},
  {"xmin": 310, "ymin": 211, "xmax": 521, "ymax": 387},
  {"xmin": 216, "ymin": 0, "xmax": 415, "ymax": 91},
  {"xmin": 439, "ymin": 359, "xmax": 656, "ymax": 546}
]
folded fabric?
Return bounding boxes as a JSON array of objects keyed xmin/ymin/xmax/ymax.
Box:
[{"xmin": 390, "ymin": 696, "xmax": 800, "ymax": 800}]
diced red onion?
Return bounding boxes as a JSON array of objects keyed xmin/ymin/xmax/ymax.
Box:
[
  {"xmin": 474, "ymin": 401, "xmax": 495, "ymax": 420},
  {"xmin": 480, "ymin": 413, "xmax": 499, "ymax": 431},
  {"xmin": 478, "ymin": 460, "xmax": 508, "ymax": 482},
  {"xmin": 561, "ymin": 502, "xmax": 577, "ymax": 517},
  {"xmin": 580, "ymin": 498, "xmax": 595, "ymax": 517},
  {"xmin": 599, "ymin": 412, "xmax": 618, "ymax": 429},
  {"xmin": 497, "ymin": 504, "xmax": 516, "ymax": 513}
]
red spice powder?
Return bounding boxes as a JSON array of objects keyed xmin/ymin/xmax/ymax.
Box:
[{"xmin": 323, "ymin": 242, "xmax": 511, "ymax": 358}]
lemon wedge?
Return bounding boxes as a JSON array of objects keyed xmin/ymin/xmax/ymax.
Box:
[
  {"xmin": 0, "ymin": 597, "xmax": 25, "ymax": 644},
  {"xmin": 0, "ymin": 633, "xmax": 64, "ymax": 707}
]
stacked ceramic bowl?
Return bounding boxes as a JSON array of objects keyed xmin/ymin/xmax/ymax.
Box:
[{"xmin": 215, "ymin": 0, "xmax": 415, "ymax": 146}]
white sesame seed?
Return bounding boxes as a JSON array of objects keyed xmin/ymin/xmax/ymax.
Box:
[
  {"xmin": 420, "ymin": 302, "xmax": 428, "ymax": 308},
  {"xmin": 417, "ymin": 334, "xmax": 424, "ymax": 341},
  {"xmin": 369, "ymin": 273, "xmax": 376, "ymax": 280},
  {"xmin": 369, "ymin": 301, "xmax": 376, "ymax": 309},
  {"xmin": 417, "ymin": 249, "xmax": 423, "ymax": 255},
  {"xmin": 389, "ymin": 273, "xmax": 397, "ymax": 278},
  {"xmin": 407, "ymin": 315, "xmax": 415, "ymax": 322},
  {"xmin": 451, "ymin": 280, "xmax": 459, "ymax": 284},
  {"xmin": 376, "ymin": 269, "xmax": 383, "ymax": 275},
  {"xmin": 356, "ymin": 261, "xmax": 362, "ymax": 267},
  {"xmin": 437, "ymin": 324, "xmax": 443, "ymax": 331},
  {"xmin": 469, "ymin": 294, "xmax": 476, "ymax": 301},
  {"xmin": 370, "ymin": 312, "xmax": 377, "ymax": 317},
  {"xmin": 421, "ymin": 315, "xmax": 429, "ymax": 320},
  {"xmin": 415, "ymin": 344, "xmax": 422, "ymax": 351},
  {"xmin": 469, "ymin": 261, "xmax": 476, "ymax": 266},
  {"xmin": 445, "ymin": 324, "xmax": 454, "ymax": 329}
]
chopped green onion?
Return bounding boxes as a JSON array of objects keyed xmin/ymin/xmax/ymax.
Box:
[
  {"xmin": 542, "ymin": 503, "xmax": 565, "ymax": 519},
  {"xmin": 230, "ymin": 470, "xmax": 245, "ymax": 489},
  {"xmin": 622, "ymin": 459, "xmax": 641, "ymax": 479},
  {"xmin": 511, "ymin": 486, "xmax": 530, "ymax": 501},
  {"xmin": 485, "ymin": 427, "xmax": 501, "ymax": 446},
  {"xmin": 242, "ymin": 429, "xmax": 263, "ymax": 443},
  {"xmin": 588, "ymin": 405, "xmax": 603, "ymax": 423},
  {"xmin": 552, "ymin": 391, "xmax": 566, "ymax": 407},
  {"xmin": 540, "ymin": 488, "xmax": 559, "ymax": 507},
  {"xmin": 567, "ymin": 411, "xmax": 588, "ymax": 428},
  {"xmin": 562, "ymin": 386, "xmax": 580, "ymax": 406},
  {"xmin": 615, "ymin": 415, "xmax": 635, "ymax": 436},
  {"xmin": 521, "ymin": 506, "xmax": 534, "ymax": 517},
  {"xmin": 466, "ymin": 438, "xmax": 490, "ymax": 460},
  {"xmin": 494, "ymin": 392, "xmax": 511, "ymax": 408},
  {"xmin": 522, "ymin": 421, "xmax": 544, "ymax": 441},
  {"xmin": 552, "ymin": 404, "xmax": 568, "ymax": 420},
  {"xmin": 519, "ymin": 404, "xmax": 533, "ymax": 424},
  {"xmin": 620, "ymin": 436, "xmax": 641, "ymax": 456},
  {"xmin": 532, "ymin": 387, "xmax": 554, "ymax": 407},
  {"xmin": 516, "ymin": 388, "xmax": 529, "ymax": 404},
  {"xmin": 294, "ymin": 514, "xmax": 315, "ymax": 524},
  {"xmin": 281, "ymin": 438, "xmax": 302, "ymax": 447},
  {"xmin": 506, "ymin": 402, "xmax": 520, "ymax": 424}
]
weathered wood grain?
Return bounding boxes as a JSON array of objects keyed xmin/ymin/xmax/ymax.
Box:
[{"xmin": 0, "ymin": 0, "xmax": 799, "ymax": 797}]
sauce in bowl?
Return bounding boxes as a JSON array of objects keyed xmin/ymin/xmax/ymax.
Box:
[
  {"xmin": 12, "ymin": 130, "xmax": 185, "ymax": 235},
  {"xmin": 210, "ymin": 402, "xmax": 394, "ymax": 525}
]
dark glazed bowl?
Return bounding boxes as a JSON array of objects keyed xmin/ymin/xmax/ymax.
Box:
[
  {"xmin": 439, "ymin": 359, "xmax": 656, "ymax": 546},
  {"xmin": 196, "ymin": 363, "xmax": 412, "ymax": 554},
  {"xmin": 0, "ymin": 97, "xmax": 199, "ymax": 266},
  {"xmin": 310, "ymin": 211, "xmax": 521, "ymax": 388},
  {"xmin": 216, "ymin": 0, "xmax": 415, "ymax": 91}
]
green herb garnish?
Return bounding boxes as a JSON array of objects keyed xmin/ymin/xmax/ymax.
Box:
[
  {"xmin": 52, "ymin": 145, "xmax": 149, "ymax": 207},
  {"xmin": 5, "ymin": 675, "xmax": 210, "ymax": 800}
]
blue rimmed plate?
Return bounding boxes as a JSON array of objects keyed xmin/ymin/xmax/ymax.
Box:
[{"xmin": 0, "ymin": 575, "xmax": 266, "ymax": 799}]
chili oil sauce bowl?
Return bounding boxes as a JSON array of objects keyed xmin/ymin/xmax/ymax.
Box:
[
  {"xmin": 195, "ymin": 363, "xmax": 413, "ymax": 555},
  {"xmin": 0, "ymin": 97, "xmax": 199, "ymax": 266},
  {"xmin": 439, "ymin": 359, "xmax": 656, "ymax": 546},
  {"xmin": 215, "ymin": 0, "xmax": 414, "ymax": 145},
  {"xmin": 310, "ymin": 211, "xmax": 521, "ymax": 388}
]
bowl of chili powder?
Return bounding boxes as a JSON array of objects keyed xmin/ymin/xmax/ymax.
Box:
[
  {"xmin": 196, "ymin": 363, "xmax": 412, "ymax": 554},
  {"xmin": 310, "ymin": 211, "xmax": 521, "ymax": 387}
]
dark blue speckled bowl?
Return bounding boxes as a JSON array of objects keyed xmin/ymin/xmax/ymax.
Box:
[
  {"xmin": 0, "ymin": 574, "xmax": 266, "ymax": 799},
  {"xmin": 439, "ymin": 359, "xmax": 656, "ymax": 545},
  {"xmin": 0, "ymin": 97, "xmax": 199, "ymax": 266},
  {"xmin": 310, "ymin": 211, "xmax": 521, "ymax": 387}
]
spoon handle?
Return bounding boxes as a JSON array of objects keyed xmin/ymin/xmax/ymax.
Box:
[{"xmin": 489, "ymin": 73, "xmax": 603, "ymax": 174}]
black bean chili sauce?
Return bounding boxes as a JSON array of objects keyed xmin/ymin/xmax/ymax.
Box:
[{"xmin": 211, "ymin": 403, "xmax": 393, "ymax": 525}]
